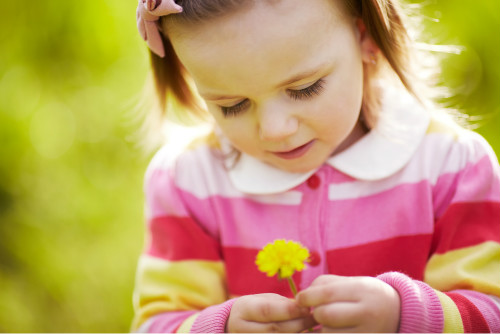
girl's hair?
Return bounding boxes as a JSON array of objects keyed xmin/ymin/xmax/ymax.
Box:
[{"xmin": 143, "ymin": 0, "xmax": 431, "ymax": 148}]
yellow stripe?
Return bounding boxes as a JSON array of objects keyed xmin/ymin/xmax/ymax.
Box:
[
  {"xmin": 131, "ymin": 255, "xmax": 227, "ymax": 330},
  {"xmin": 435, "ymin": 290, "xmax": 465, "ymax": 333},
  {"xmin": 176, "ymin": 312, "xmax": 199, "ymax": 333},
  {"xmin": 425, "ymin": 241, "xmax": 500, "ymax": 295}
]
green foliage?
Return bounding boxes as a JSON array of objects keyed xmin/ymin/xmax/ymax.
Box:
[
  {"xmin": 0, "ymin": 0, "xmax": 498, "ymax": 332},
  {"xmin": 412, "ymin": 0, "xmax": 500, "ymax": 151},
  {"xmin": 0, "ymin": 0, "xmax": 148, "ymax": 331}
]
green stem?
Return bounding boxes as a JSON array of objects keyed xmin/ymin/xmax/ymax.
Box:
[
  {"xmin": 287, "ymin": 277, "xmax": 314, "ymax": 332},
  {"xmin": 287, "ymin": 277, "xmax": 298, "ymax": 297}
]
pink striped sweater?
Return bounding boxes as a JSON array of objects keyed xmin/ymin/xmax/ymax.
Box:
[{"xmin": 132, "ymin": 94, "xmax": 500, "ymax": 332}]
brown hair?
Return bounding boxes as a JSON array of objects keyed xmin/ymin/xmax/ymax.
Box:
[{"xmin": 143, "ymin": 0, "xmax": 428, "ymax": 147}]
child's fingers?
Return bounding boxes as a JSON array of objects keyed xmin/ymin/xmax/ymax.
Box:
[
  {"xmin": 296, "ymin": 282, "xmax": 359, "ymax": 307},
  {"xmin": 312, "ymin": 302, "xmax": 359, "ymax": 329},
  {"xmin": 309, "ymin": 274, "xmax": 346, "ymax": 287},
  {"xmin": 242, "ymin": 295, "xmax": 311, "ymax": 322}
]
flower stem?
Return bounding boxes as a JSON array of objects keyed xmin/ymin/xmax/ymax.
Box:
[
  {"xmin": 287, "ymin": 277, "xmax": 313, "ymax": 332},
  {"xmin": 287, "ymin": 277, "xmax": 298, "ymax": 296}
]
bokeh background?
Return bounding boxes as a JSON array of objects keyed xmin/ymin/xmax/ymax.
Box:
[{"xmin": 0, "ymin": 0, "xmax": 498, "ymax": 332}]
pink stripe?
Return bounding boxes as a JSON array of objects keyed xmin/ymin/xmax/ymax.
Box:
[
  {"xmin": 179, "ymin": 180, "xmax": 435, "ymax": 250},
  {"xmin": 146, "ymin": 169, "xmax": 189, "ymax": 219},
  {"xmin": 325, "ymin": 180, "xmax": 435, "ymax": 249},
  {"xmin": 179, "ymin": 190, "xmax": 308, "ymax": 248},
  {"xmin": 147, "ymin": 311, "xmax": 197, "ymax": 333},
  {"xmin": 455, "ymin": 290, "xmax": 500, "ymax": 333},
  {"xmin": 434, "ymin": 155, "xmax": 500, "ymax": 218},
  {"xmin": 452, "ymin": 155, "xmax": 500, "ymax": 202}
]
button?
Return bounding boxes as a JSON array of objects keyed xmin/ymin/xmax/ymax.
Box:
[
  {"xmin": 309, "ymin": 251, "xmax": 321, "ymax": 267},
  {"xmin": 306, "ymin": 174, "xmax": 320, "ymax": 189}
]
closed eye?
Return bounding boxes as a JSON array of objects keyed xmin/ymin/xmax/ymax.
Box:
[
  {"xmin": 218, "ymin": 78, "xmax": 325, "ymax": 118},
  {"xmin": 220, "ymin": 99, "xmax": 250, "ymax": 118},
  {"xmin": 287, "ymin": 79, "xmax": 325, "ymax": 100}
]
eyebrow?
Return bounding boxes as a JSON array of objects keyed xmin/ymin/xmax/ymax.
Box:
[
  {"xmin": 275, "ymin": 67, "xmax": 323, "ymax": 88},
  {"xmin": 201, "ymin": 63, "xmax": 327, "ymax": 101}
]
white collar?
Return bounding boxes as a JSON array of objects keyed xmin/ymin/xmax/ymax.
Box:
[{"xmin": 227, "ymin": 90, "xmax": 431, "ymax": 195}]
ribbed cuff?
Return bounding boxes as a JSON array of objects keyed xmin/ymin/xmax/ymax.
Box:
[
  {"xmin": 378, "ymin": 272, "xmax": 443, "ymax": 333},
  {"xmin": 190, "ymin": 299, "xmax": 236, "ymax": 333},
  {"xmin": 136, "ymin": 311, "xmax": 197, "ymax": 333}
]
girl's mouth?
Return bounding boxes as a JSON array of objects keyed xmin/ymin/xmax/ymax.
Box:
[{"xmin": 272, "ymin": 140, "xmax": 315, "ymax": 160}]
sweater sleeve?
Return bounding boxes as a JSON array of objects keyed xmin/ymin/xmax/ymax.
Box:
[
  {"xmin": 381, "ymin": 131, "xmax": 500, "ymax": 333},
  {"xmin": 131, "ymin": 148, "xmax": 233, "ymax": 333}
]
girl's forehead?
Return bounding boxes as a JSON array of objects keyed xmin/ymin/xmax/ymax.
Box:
[{"xmin": 166, "ymin": 0, "xmax": 357, "ymax": 94}]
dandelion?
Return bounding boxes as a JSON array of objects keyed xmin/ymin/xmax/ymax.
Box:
[{"xmin": 255, "ymin": 239, "xmax": 310, "ymax": 296}]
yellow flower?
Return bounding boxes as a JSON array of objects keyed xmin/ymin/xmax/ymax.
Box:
[{"xmin": 255, "ymin": 239, "xmax": 310, "ymax": 279}]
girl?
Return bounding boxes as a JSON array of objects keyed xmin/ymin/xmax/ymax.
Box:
[{"xmin": 132, "ymin": 0, "xmax": 500, "ymax": 332}]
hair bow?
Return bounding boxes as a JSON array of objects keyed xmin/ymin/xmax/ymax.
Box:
[{"xmin": 136, "ymin": 0, "xmax": 183, "ymax": 57}]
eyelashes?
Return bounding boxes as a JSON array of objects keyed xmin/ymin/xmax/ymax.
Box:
[
  {"xmin": 220, "ymin": 99, "xmax": 251, "ymax": 118},
  {"xmin": 288, "ymin": 78, "xmax": 325, "ymax": 101},
  {"xmin": 219, "ymin": 78, "xmax": 326, "ymax": 118}
]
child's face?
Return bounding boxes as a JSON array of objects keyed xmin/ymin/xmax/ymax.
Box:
[{"xmin": 167, "ymin": 0, "xmax": 372, "ymax": 173}]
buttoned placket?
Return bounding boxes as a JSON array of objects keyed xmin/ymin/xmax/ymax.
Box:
[{"xmin": 298, "ymin": 166, "xmax": 328, "ymax": 290}]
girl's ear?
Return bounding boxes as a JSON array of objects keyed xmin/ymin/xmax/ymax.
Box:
[{"xmin": 356, "ymin": 18, "xmax": 380, "ymax": 64}]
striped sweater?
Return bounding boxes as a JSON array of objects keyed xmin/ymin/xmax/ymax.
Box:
[{"xmin": 132, "ymin": 95, "xmax": 500, "ymax": 332}]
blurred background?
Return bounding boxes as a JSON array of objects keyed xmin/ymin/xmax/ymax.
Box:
[{"xmin": 0, "ymin": 0, "xmax": 498, "ymax": 332}]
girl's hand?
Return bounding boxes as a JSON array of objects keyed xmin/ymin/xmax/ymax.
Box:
[
  {"xmin": 296, "ymin": 275, "xmax": 400, "ymax": 333},
  {"xmin": 226, "ymin": 293, "xmax": 317, "ymax": 333}
]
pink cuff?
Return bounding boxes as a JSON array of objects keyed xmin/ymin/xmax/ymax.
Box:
[
  {"xmin": 143, "ymin": 311, "xmax": 197, "ymax": 332},
  {"xmin": 190, "ymin": 299, "xmax": 236, "ymax": 333},
  {"xmin": 378, "ymin": 272, "xmax": 443, "ymax": 333}
]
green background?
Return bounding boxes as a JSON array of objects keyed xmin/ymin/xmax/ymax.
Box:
[{"xmin": 0, "ymin": 0, "xmax": 498, "ymax": 332}]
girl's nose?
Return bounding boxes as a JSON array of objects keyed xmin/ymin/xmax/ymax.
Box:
[{"xmin": 257, "ymin": 103, "xmax": 299, "ymax": 141}]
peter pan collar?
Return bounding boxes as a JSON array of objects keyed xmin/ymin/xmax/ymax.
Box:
[{"xmin": 226, "ymin": 89, "xmax": 431, "ymax": 195}]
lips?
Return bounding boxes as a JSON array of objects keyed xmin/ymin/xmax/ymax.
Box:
[{"xmin": 272, "ymin": 140, "xmax": 315, "ymax": 160}]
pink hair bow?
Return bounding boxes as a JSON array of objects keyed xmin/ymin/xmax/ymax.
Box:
[{"xmin": 136, "ymin": 0, "xmax": 183, "ymax": 57}]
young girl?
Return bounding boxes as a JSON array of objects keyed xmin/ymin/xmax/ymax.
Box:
[{"xmin": 132, "ymin": 0, "xmax": 500, "ymax": 332}]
